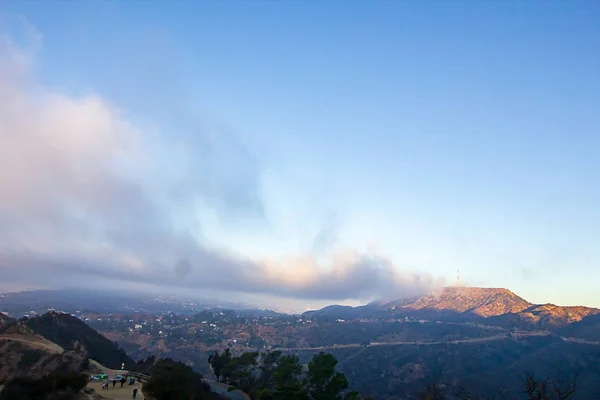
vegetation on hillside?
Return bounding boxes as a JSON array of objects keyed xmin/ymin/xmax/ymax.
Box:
[
  {"xmin": 207, "ymin": 347, "xmax": 591, "ymax": 400},
  {"xmin": 323, "ymin": 336, "xmax": 599, "ymax": 399},
  {"xmin": 143, "ymin": 358, "xmax": 226, "ymax": 400},
  {"xmin": 0, "ymin": 371, "xmax": 89, "ymax": 400}
]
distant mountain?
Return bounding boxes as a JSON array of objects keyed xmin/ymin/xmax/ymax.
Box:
[
  {"xmin": 24, "ymin": 311, "xmax": 135, "ymax": 369},
  {"xmin": 234, "ymin": 308, "xmax": 285, "ymax": 317},
  {"xmin": 0, "ymin": 288, "xmax": 252, "ymax": 317},
  {"xmin": 302, "ymin": 305, "xmax": 363, "ymax": 320},
  {"xmin": 303, "ymin": 287, "xmax": 532, "ymax": 320},
  {"xmin": 303, "ymin": 286, "xmax": 600, "ymax": 329}
]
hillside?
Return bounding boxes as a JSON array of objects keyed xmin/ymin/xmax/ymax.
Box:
[
  {"xmin": 0, "ymin": 338, "xmax": 90, "ymax": 383},
  {"xmin": 313, "ymin": 335, "xmax": 600, "ymax": 400},
  {"xmin": 487, "ymin": 303, "xmax": 600, "ymax": 330},
  {"xmin": 0, "ymin": 320, "xmax": 94, "ymax": 384},
  {"xmin": 24, "ymin": 311, "xmax": 135, "ymax": 370}
]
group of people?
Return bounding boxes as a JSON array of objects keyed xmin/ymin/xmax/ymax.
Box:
[{"xmin": 99, "ymin": 375, "xmax": 139, "ymax": 398}]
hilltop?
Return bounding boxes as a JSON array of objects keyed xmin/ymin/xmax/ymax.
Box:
[
  {"xmin": 389, "ymin": 286, "xmax": 532, "ymax": 317},
  {"xmin": 23, "ymin": 311, "xmax": 135, "ymax": 370}
]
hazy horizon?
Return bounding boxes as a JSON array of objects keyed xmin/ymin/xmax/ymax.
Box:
[{"xmin": 1, "ymin": 1, "xmax": 599, "ymax": 311}]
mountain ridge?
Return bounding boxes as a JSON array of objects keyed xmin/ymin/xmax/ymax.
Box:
[{"xmin": 303, "ymin": 286, "xmax": 600, "ymax": 328}]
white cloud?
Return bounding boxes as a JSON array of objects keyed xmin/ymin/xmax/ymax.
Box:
[{"xmin": 0, "ymin": 27, "xmax": 443, "ymax": 302}]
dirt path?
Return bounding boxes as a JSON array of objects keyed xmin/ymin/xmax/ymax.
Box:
[
  {"xmin": 0, "ymin": 334, "xmax": 64, "ymax": 354},
  {"xmin": 88, "ymin": 360, "xmax": 132, "ymax": 377},
  {"xmin": 87, "ymin": 381, "xmax": 144, "ymax": 400},
  {"xmin": 560, "ymin": 336, "xmax": 600, "ymax": 345}
]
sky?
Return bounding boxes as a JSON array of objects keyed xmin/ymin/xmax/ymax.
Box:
[{"xmin": 0, "ymin": 1, "xmax": 599, "ymax": 312}]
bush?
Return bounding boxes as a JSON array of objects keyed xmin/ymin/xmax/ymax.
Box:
[
  {"xmin": 18, "ymin": 349, "xmax": 44, "ymax": 368},
  {"xmin": 0, "ymin": 371, "xmax": 88, "ymax": 400},
  {"xmin": 48, "ymin": 371, "xmax": 88, "ymax": 393},
  {"xmin": 144, "ymin": 358, "xmax": 224, "ymax": 400}
]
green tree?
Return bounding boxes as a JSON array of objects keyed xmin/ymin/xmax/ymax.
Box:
[
  {"xmin": 307, "ymin": 352, "xmax": 349, "ymax": 400},
  {"xmin": 144, "ymin": 358, "xmax": 223, "ymax": 400},
  {"xmin": 208, "ymin": 348, "xmax": 231, "ymax": 383},
  {"xmin": 258, "ymin": 351, "xmax": 282, "ymax": 389},
  {"xmin": 224, "ymin": 351, "xmax": 259, "ymax": 395},
  {"xmin": 417, "ymin": 383, "xmax": 446, "ymax": 400},
  {"xmin": 207, "ymin": 350, "xmax": 366, "ymax": 400},
  {"xmin": 272, "ymin": 355, "xmax": 308, "ymax": 400}
]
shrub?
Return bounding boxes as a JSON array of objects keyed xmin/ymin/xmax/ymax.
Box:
[
  {"xmin": 0, "ymin": 371, "xmax": 88, "ymax": 400},
  {"xmin": 18, "ymin": 349, "xmax": 44, "ymax": 368},
  {"xmin": 144, "ymin": 358, "xmax": 224, "ymax": 400}
]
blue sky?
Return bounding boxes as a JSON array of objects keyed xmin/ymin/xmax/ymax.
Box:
[{"xmin": 0, "ymin": 1, "xmax": 599, "ymax": 311}]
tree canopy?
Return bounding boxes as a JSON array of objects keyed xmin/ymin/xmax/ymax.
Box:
[
  {"xmin": 144, "ymin": 358, "xmax": 225, "ymax": 400},
  {"xmin": 208, "ymin": 350, "xmax": 370, "ymax": 400}
]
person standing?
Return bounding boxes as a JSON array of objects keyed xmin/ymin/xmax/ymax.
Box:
[{"xmin": 132, "ymin": 386, "xmax": 138, "ymax": 399}]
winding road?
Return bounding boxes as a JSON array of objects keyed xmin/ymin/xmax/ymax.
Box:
[{"xmin": 263, "ymin": 331, "xmax": 600, "ymax": 352}]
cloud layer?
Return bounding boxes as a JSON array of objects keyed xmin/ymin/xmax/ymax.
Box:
[{"xmin": 0, "ymin": 29, "xmax": 443, "ymax": 302}]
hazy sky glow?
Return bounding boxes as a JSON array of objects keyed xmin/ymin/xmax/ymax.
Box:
[{"xmin": 0, "ymin": 1, "xmax": 599, "ymax": 311}]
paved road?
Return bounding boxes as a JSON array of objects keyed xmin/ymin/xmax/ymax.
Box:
[
  {"xmin": 203, "ymin": 379, "xmax": 251, "ymax": 400},
  {"xmin": 264, "ymin": 331, "xmax": 600, "ymax": 352}
]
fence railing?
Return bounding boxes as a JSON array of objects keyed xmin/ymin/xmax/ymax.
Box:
[{"xmin": 124, "ymin": 371, "xmax": 151, "ymax": 382}]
